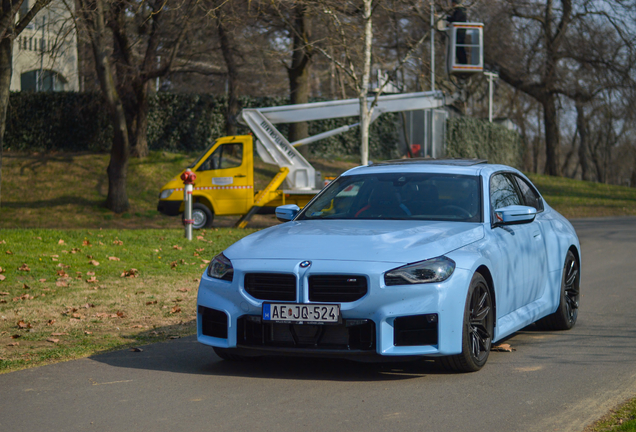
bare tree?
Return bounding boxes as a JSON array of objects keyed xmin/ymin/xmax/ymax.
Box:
[{"xmin": 0, "ymin": 0, "xmax": 53, "ymax": 205}]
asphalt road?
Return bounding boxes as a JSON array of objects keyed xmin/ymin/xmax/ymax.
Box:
[{"xmin": 1, "ymin": 217, "xmax": 636, "ymax": 432}]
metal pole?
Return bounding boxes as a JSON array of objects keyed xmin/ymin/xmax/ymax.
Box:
[
  {"xmin": 484, "ymin": 71, "xmax": 499, "ymax": 123},
  {"xmin": 181, "ymin": 168, "xmax": 196, "ymax": 240},
  {"xmin": 431, "ymin": 3, "xmax": 435, "ymax": 91}
]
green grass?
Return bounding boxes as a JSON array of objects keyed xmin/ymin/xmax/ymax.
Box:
[
  {"xmin": 586, "ymin": 398, "xmax": 636, "ymax": 431},
  {"xmin": 0, "ymin": 228, "xmax": 255, "ymax": 373},
  {"xmin": 528, "ymin": 174, "xmax": 636, "ymax": 218}
]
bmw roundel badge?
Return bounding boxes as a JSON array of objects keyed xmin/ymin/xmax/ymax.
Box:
[{"xmin": 299, "ymin": 261, "xmax": 311, "ymax": 268}]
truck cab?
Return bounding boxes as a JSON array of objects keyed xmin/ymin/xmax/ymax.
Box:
[{"xmin": 158, "ymin": 135, "xmax": 255, "ymax": 228}]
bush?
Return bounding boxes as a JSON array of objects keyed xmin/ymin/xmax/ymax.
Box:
[
  {"xmin": 446, "ymin": 117, "xmax": 522, "ymax": 167},
  {"xmin": 5, "ymin": 93, "xmax": 521, "ymax": 165}
]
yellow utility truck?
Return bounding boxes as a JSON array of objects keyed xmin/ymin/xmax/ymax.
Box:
[{"xmin": 157, "ymin": 90, "xmax": 452, "ymax": 228}]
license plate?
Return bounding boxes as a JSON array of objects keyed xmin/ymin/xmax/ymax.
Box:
[{"xmin": 263, "ymin": 303, "xmax": 340, "ymax": 324}]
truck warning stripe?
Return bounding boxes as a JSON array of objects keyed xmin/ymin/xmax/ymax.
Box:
[{"xmin": 174, "ymin": 186, "xmax": 253, "ymax": 192}]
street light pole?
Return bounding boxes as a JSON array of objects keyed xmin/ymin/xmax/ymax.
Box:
[
  {"xmin": 430, "ymin": 2, "xmax": 435, "ymax": 91},
  {"xmin": 484, "ymin": 71, "xmax": 499, "ymax": 122}
]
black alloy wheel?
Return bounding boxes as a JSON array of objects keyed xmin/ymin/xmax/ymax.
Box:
[
  {"xmin": 438, "ymin": 273, "xmax": 494, "ymax": 372},
  {"xmin": 536, "ymin": 250, "xmax": 580, "ymax": 331}
]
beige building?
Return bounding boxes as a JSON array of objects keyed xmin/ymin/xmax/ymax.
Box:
[{"xmin": 11, "ymin": 0, "xmax": 78, "ymax": 92}]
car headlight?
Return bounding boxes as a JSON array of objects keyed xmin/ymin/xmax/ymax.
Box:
[
  {"xmin": 384, "ymin": 256, "xmax": 455, "ymax": 285},
  {"xmin": 207, "ymin": 253, "xmax": 234, "ymax": 281},
  {"xmin": 159, "ymin": 189, "xmax": 174, "ymax": 199}
]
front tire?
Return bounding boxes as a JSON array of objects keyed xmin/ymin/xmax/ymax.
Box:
[
  {"xmin": 438, "ymin": 273, "xmax": 494, "ymax": 372},
  {"xmin": 536, "ymin": 250, "xmax": 579, "ymax": 331},
  {"xmin": 188, "ymin": 203, "xmax": 214, "ymax": 229}
]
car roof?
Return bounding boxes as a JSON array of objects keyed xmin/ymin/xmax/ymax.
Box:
[{"xmin": 342, "ymin": 159, "xmax": 522, "ymax": 177}]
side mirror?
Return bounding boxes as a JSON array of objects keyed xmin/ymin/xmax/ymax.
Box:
[
  {"xmin": 275, "ymin": 204, "xmax": 300, "ymax": 222},
  {"xmin": 494, "ymin": 205, "xmax": 537, "ymax": 226}
]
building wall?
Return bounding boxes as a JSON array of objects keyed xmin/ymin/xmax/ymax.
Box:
[{"xmin": 11, "ymin": 0, "xmax": 78, "ymax": 92}]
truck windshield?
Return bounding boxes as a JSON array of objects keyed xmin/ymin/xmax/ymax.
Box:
[
  {"xmin": 188, "ymin": 141, "xmax": 218, "ymax": 169},
  {"xmin": 297, "ymin": 172, "xmax": 482, "ymax": 222}
]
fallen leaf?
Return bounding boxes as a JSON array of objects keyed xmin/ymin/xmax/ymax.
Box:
[
  {"xmin": 82, "ymin": 303, "xmax": 95, "ymax": 309},
  {"xmin": 116, "ymin": 311, "xmax": 126, "ymax": 318},
  {"xmin": 492, "ymin": 344, "xmax": 516, "ymax": 352},
  {"xmin": 120, "ymin": 269, "xmax": 138, "ymax": 278},
  {"xmin": 56, "ymin": 281, "xmax": 69, "ymax": 287},
  {"xmin": 86, "ymin": 254, "xmax": 92, "ymax": 259},
  {"xmin": 10, "ymin": 334, "xmax": 20, "ymax": 339},
  {"xmin": 18, "ymin": 264, "xmax": 31, "ymax": 272},
  {"xmin": 57, "ymin": 270, "xmax": 69, "ymax": 277},
  {"xmin": 82, "ymin": 240, "xmax": 91, "ymax": 246},
  {"xmin": 0, "ymin": 240, "xmax": 5, "ymax": 244},
  {"xmin": 201, "ymin": 259, "xmax": 211, "ymax": 264},
  {"xmin": 0, "ymin": 299, "xmax": 6, "ymax": 304},
  {"xmin": 170, "ymin": 261, "xmax": 178, "ymax": 269},
  {"xmin": 131, "ymin": 325, "xmax": 143, "ymax": 329},
  {"xmin": 113, "ymin": 240, "xmax": 123, "ymax": 246},
  {"xmin": 145, "ymin": 300, "xmax": 157, "ymax": 305},
  {"xmin": 71, "ymin": 313, "xmax": 82, "ymax": 319},
  {"xmin": 17, "ymin": 320, "xmax": 32, "ymax": 329},
  {"xmin": 5, "ymin": 251, "xmax": 13, "ymax": 255},
  {"xmin": 172, "ymin": 245, "xmax": 182, "ymax": 250},
  {"xmin": 177, "ymin": 288, "xmax": 190, "ymax": 293},
  {"xmin": 0, "ymin": 266, "xmax": 4, "ymax": 273},
  {"xmin": 35, "ymin": 237, "xmax": 42, "ymax": 240},
  {"xmin": 84, "ymin": 331, "xmax": 93, "ymax": 335},
  {"xmin": 86, "ymin": 276, "xmax": 98, "ymax": 283},
  {"xmin": 130, "ymin": 347, "xmax": 143, "ymax": 352},
  {"xmin": 58, "ymin": 239, "xmax": 65, "ymax": 245},
  {"xmin": 86, "ymin": 271, "xmax": 95, "ymax": 276},
  {"xmin": 0, "ymin": 291, "xmax": 8, "ymax": 296},
  {"xmin": 196, "ymin": 236, "xmax": 205, "ymax": 241},
  {"xmin": 46, "ymin": 338, "xmax": 59, "ymax": 343},
  {"xmin": 172, "ymin": 298, "xmax": 183, "ymax": 302},
  {"xmin": 22, "ymin": 283, "xmax": 30, "ymax": 290},
  {"xmin": 0, "ymin": 275, "xmax": 5, "ymax": 281},
  {"xmin": 108, "ymin": 256, "xmax": 120, "ymax": 261},
  {"xmin": 56, "ymin": 263, "xmax": 70, "ymax": 268},
  {"xmin": 193, "ymin": 252, "xmax": 200, "ymax": 257},
  {"xmin": 170, "ymin": 306, "xmax": 181, "ymax": 314},
  {"xmin": 51, "ymin": 332, "xmax": 68, "ymax": 336},
  {"xmin": 89, "ymin": 260, "xmax": 100, "ymax": 266},
  {"xmin": 7, "ymin": 342, "xmax": 19, "ymax": 346},
  {"xmin": 47, "ymin": 319, "xmax": 56, "ymax": 326},
  {"xmin": 38, "ymin": 279, "xmax": 46, "ymax": 283},
  {"xmin": 71, "ymin": 248, "xmax": 81, "ymax": 254},
  {"xmin": 135, "ymin": 291, "xmax": 145, "ymax": 295}
]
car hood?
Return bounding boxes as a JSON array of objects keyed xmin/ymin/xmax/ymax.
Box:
[{"xmin": 226, "ymin": 220, "xmax": 484, "ymax": 264}]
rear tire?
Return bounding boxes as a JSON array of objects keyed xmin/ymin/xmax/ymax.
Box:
[
  {"xmin": 186, "ymin": 203, "xmax": 214, "ymax": 229},
  {"xmin": 438, "ymin": 273, "xmax": 493, "ymax": 373},
  {"xmin": 535, "ymin": 250, "xmax": 579, "ymax": 331}
]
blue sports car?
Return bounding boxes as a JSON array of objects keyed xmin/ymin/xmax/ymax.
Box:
[{"xmin": 197, "ymin": 159, "xmax": 580, "ymax": 372}]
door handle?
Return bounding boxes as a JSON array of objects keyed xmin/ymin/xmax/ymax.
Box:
[{"xmin": 234, "ymin": 174, "xmax": 246, "ymax": 178}]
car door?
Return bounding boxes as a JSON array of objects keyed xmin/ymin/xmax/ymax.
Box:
[
  {"xmin": 489, "ymin": 173, "xmax": 547, "ymax": 315},
  {"xmin": 193, "ymin": 137, "xmax": 253, "ymax": 215}
]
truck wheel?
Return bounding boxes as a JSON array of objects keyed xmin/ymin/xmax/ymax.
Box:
[{"xmin": 188, "ymin": 203, "xmax": 214, "ymax": 229}]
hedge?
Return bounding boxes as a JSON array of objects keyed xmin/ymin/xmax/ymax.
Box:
[
  {"xmin": 4, "ymin": 92, "xmax": 521, "ymax": 166},
  {"xmin": 446, "ymin": 117, "xmax": 522, "ymax": 167}
]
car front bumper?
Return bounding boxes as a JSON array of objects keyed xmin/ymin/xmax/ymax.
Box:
[
  {"xmin": 196, "ymin": 258, "xmax": 472, "ymax": 358},
  {"xmin": 157, "ymin": 199, "xmax": 182, "ymax": 216}
]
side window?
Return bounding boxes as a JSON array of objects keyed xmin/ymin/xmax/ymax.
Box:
[
  {"xmin": 197, "ymin": 143, "xmax": 243, "ymax": 171},
  {"xmin": 490, "ymin": 173, "xmax": 522, "ymax": 211},
  {"xmin": 513, "ymin": 175, "xmax": 544, "ymax": 211}
]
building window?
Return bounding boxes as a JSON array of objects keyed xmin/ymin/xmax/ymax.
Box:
[{"xmin": 21, "ymin": 70, "xmax": 68, "ymax": 92}]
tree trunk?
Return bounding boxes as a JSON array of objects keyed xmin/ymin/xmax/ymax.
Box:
[
  {"xmin": 89, "ymin": 0, "xmax": 130, "ymax": 213},
  {"xmin": 543, "ymin": 94, "xmax": 561, "ymax": 176},
  {"xmin": 0, "ymin": 35, "xmax": 11, "ymax": 207},
  {"xmin": 575, "ymin": 101, "xmax": 590, "ymax": 181},
  {"xmin": 359, "ymin": 0, "xmax": 373, "ymax": 166},
  {"xmin": 288, "ymin": 5, "xmax": 312, "ymax": 150},
  {"xmin": 130, "ymin": 81, "xmax": 149, "ymax": 158},
  {"xmin": 217, "ymin": 12, "xmax": 239, "ymax": 137}
]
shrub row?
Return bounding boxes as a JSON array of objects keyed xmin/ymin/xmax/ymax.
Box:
[{"xmin": 5, "ymin": 92, "xmax": 521, "ymax": 166}]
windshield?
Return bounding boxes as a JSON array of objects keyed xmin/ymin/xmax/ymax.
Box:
[
  {"xmin": 297, "ymin": 172, "xmax": 482, "ymax": 222},
  {"xmin": 188, "ymin": 140, "xmax": 218, "ymax": 169}
]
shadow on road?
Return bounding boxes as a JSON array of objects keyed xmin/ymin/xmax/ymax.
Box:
[{"xmin": 89, "ymin": 335, "xmax": 452, "ymax": 382}]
